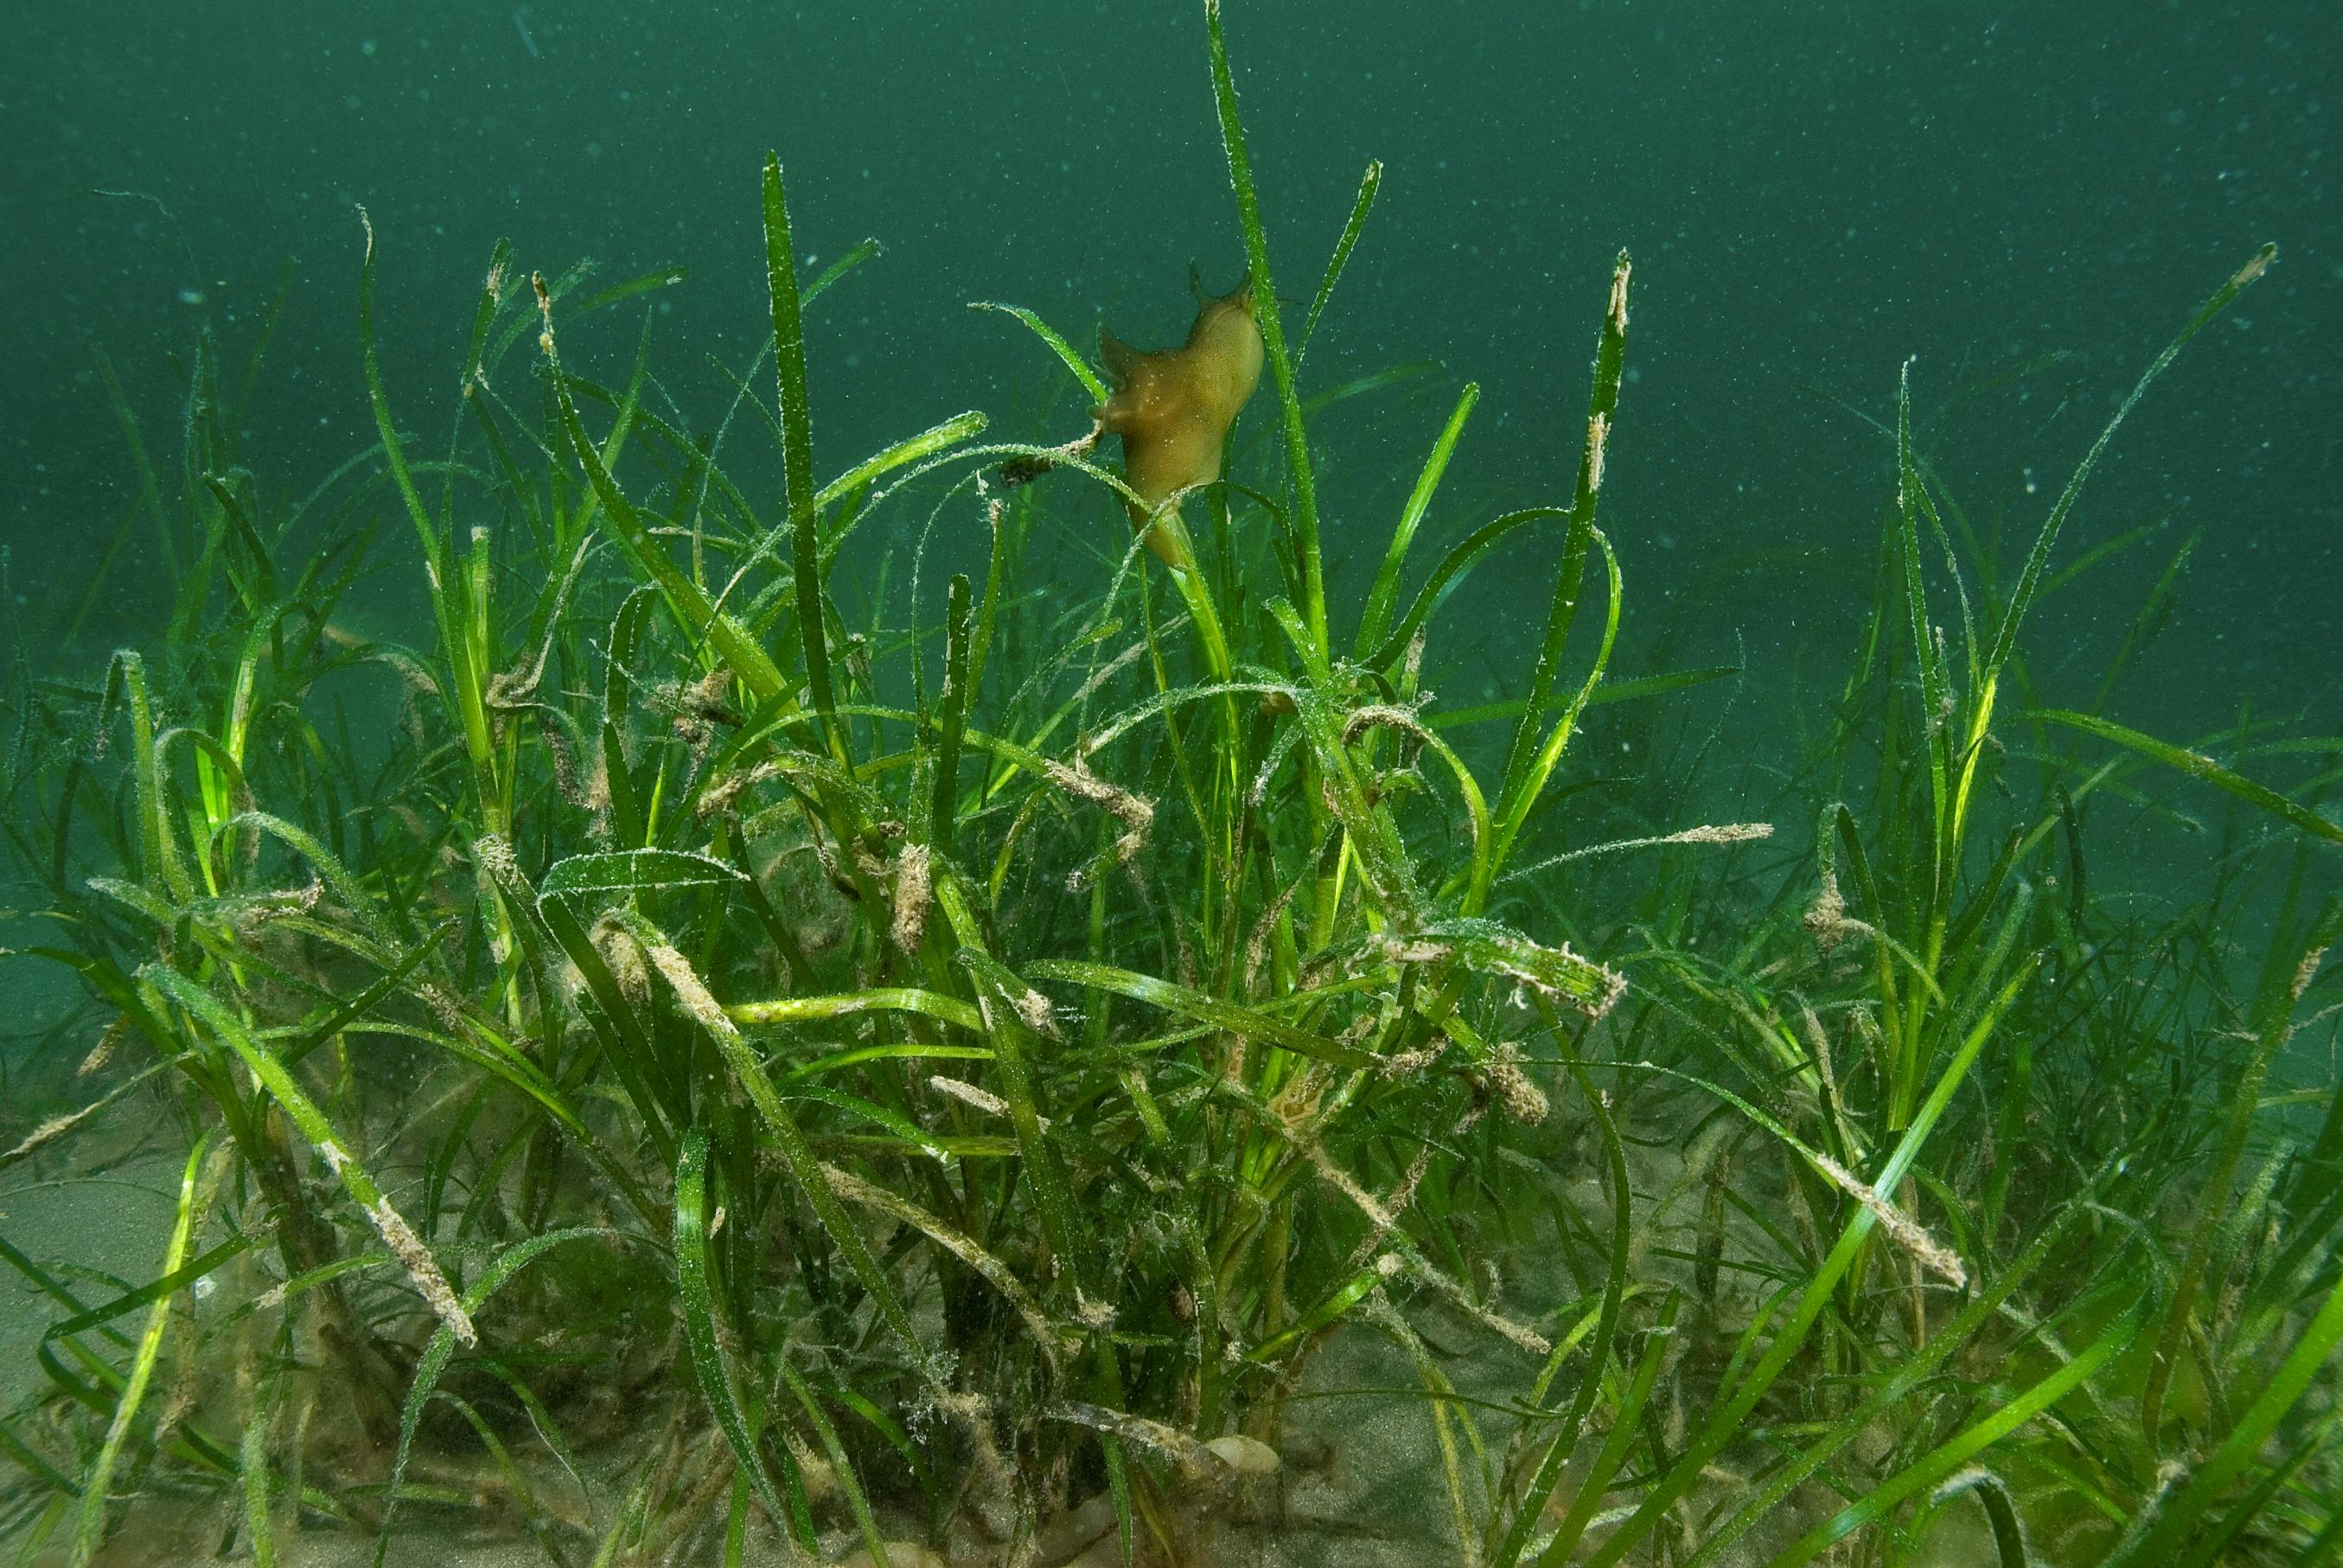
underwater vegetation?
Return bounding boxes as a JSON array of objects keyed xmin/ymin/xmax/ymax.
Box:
[{"xmin": 3, "ymin": 5, "xmax": 2340, "ymax": 1565}]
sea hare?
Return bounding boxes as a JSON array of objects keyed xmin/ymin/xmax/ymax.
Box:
[{"xmin": 1092, "ymin": 278, "xmax": 1263, "ymax": 566}]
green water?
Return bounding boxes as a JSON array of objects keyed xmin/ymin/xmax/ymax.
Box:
[
  {"xmin": 6, "ymin": 3, "xmax": 2335, "ymax": 708},
  {"xmin": 2, "ymin": 4, "xmax": 2338, "ymax": 1565}
]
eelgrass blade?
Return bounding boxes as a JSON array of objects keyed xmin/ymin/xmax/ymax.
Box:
[
  {"xmin": 117, "ymin": 652, "xmax": 194, "ymax": 905},
  {"xmin": 1365, "ymin": 507, "xmax": 1564, "ymax": 672},
  {"xmin": 710, "ymin": 411, "xmax": 989, "ymax": 625},
  {"xmin": 2029, "ymin": 710, "xmax": 2343, "ymax": 846},
  {"xmin": 1682, "ymin": 1182, "xmax": 2112, "ymax": 1567},
  {"xmin": 359, "ymin": 210, "xmax": 498, "ymax": 801},
  {"xmin": 954, "ymin": 947, "xmax": 1089, "ymax": 1276},
  {"xmin": 444, "ymin": 237, "xmax": 511, "ymax": 528},
  {"xmin": 820, "ymin": 1163, "xmax": 1076, "ymax": 1368},
  {"xmin": 1025, "ymin": 958, "xmax": 1374, "ymax": 1068},
  {"xmin": 2139, "ymin": 896, "xmax": 2343, "ymax": 1449},
  {"xmin": 1765, "ymin": 1288, "xmax": 2148, "ymax": 1567},
  {"xmin": 1493, "ymin": 526, "xmax": 1625, "ymax": 865},
  {"xmin": 67, "ymin": 1131, "xmax": 210, "ymax": 1568},
  {"xmin": 1897, "ymin": 360, "xmax": 1953, "ymax": 882},
  {"xmin": 676, "ymin": 1126, "xmax": 812, "ymax": 1557},
  {"xmin": 1488, "ymin": 1059, "xmax": 1631, "ymax": 1568},
  {"xmin": 821, "ymin": 411, "xmax": 986, "ymax": 509},
  {"xmin": 1299, "ymin": 159, "xmax": 1382, "ymax": 366},
  {"xmin": 91, "ymin": 347, "xmax": 175, "ymax": 583},
  {"xmin": 1497, "ymin": 252, "xmax": 1630, "ymax": 845},
  {"xmin": 931, "ymin": 572, "xmax": 973, "ymax": 854},
  {"xmin": 575, "ymin": 263, "xmax": 687, "ymax": 316},
  {"xmin": 1935, "ymin": 1470, "xmax": 2031, "ymax": 1568},
  {"xmin": 1299, "ymin": 357, "xmax": 1441, "ymax": 415},
  {"xmin": 0, "ymin": 1235, "xmax": 135, "ymax": 1354},
  {"xmin": 140, "ymin": 965, "xmax": 476, "ymax": 1348},
  {"xmin": 727, "ymin": 986, "xmax": 985, "ymax": 1034},
  {"xmin": 0, "ymin": 1418, "xmax": 77, "ymax": 1497},
  {"xmin": 535, "ymin": 274, "xmax": 788, "ymax": 704},
  {"xmin": 1579, "ymin": 955, "xmax": 2037, "ymax": 1568},
  {"xmin": 373, "ymin": 1227, "xmax": 610, "ymax": 1566},
  {"xmin": 472, "ymin": 1357, "xmax": 591, "ymax": 1512},
  {"xmin": 801, "ymin": 235, "xmax": 880, "ymax": 308},
  {"xmin": 619, "ymin": 914, "xmax": 942, "ymax": 1385},
  {"xmin": 779, "ymin": 1362, "xmax": 889, "ymax": 1567},
  {"xmin": 1356, "ymin": 382, "xmax": 1477, "ymax": 661},
  {"xmin": 239, "ymin": 1346, "xmax": 277, "ymax": 1568},
  {"xmin": 967, "ymin": 302, "xmax": 1108, "ymax": 403},
  {"xmin": 1981, "ymin": 245, "xmax": 2272, "ymax": 684},
  {"xmin": 538, "ymin": 846, "xmax": 750, "ymax": 901},
  {"xmin": 1205, "ymin": 0, "xmax": 1327, "ymax": 657},
  {"xmin": 1535, "ymin": 1290, "xmax": 1682, "ymax": 1567},
  {"xmin": 40, "ymin": 1234, "xmax": 252, "ymax": 1343},
  {"xmin": 763, "ymin": 153, "xmax": 847, "ymax": 765},
  {"xmin": 1408, "ymin": 918, "xmax": 1625, "ymax": 1020}
]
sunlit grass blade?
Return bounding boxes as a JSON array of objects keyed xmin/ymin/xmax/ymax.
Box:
[
  {"xmin": 675, "ymin": 1126, "xmax": 811, "ymax": 1555},
  {"xmin": 1299, "ymin": 159, "xmax": 1381, "ymax": 365},
  {"xmin": 1766, "ymin": 1288, "xmax": 2148, "ymax": 1567},
  {"xmin": 1356, "ymin": 382, "xmax": 1477, "ymax": 661},
  {"xmin": 967, "ymin": 301, "xmax": 1109, "ymax": 403},
  {"xmin": 2030, "ymin": 709, "xmax": 2343, "ymax": 846},
  {"xmin": 1579, "ymin": 958, "xmax": 2036, "ymax": 1568},
  {"xmin": 1206, "ymin": 0, "xmax": 1325, "ymax": 656},
  {"xmin": 371, "ymin": 1228, "xmax": 610, "ymax": 1565},
  {"xmin": 763, "ymin": 152, "xmax": 846, "ymax": 765},
  {"xmin": 1497, "ymin": 251, "xmax": 1630, "ymax": 838},
  {"xmin": 1982, "ymin": 245, "xmax": 2272, "ymax": 682},
  {"xmin": 67, "ymin": 1131, "xmax": 209, "ymax": 1568}
]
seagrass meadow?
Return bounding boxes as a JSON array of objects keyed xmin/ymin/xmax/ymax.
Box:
[{"xmin": 3, "ymin": 3, "xmax": 2341, "ymax": 1565}]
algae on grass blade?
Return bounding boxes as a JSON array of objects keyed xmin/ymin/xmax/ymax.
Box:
[{"xmin": 1, "ymin": 4, "xmax": 2337, "ymax": 1565}]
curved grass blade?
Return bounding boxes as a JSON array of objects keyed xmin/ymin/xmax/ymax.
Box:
[
  {"xmin": 1299, "ymin": 358, "xmax": 1442, "ymax": 417},
  {"xmin": 1982, "ymin": 246, "xmax": 2273, "ymax": 682},
  {"xmin": 1766, "ymin": 1287, "xmax": 2148, "ymax": 1567},
  {"xmin": 67, "ymin": 1131, "xmax": 211, "ymax": 1568},
  {"xmin": 727, "ymin": 986, "xmax": 984, "ymax": 1034},
  {"xmin": 141, "ymin": 966, "xmax": 476, "ymax": 1347},
  {"xmin": 1682, "ymin": 1184, "xmax": 2114, "ymax": 1567},
  {"xmin": 820, "ymin": 1163, "xmax": 1076, "ymax": 1367},
  {"xmin": 1206, "ymin": 0, "xmax": 1326, "ymax": 654},
  {"xmin": 2029, "ymin": 709, "xmax": 2342, "ymax": 846},
  {"xmin": 2110, "ymin": 1145, "xmax": 2343, "ymax": 1563},
  {"xmin": 1025, "ymin": 958, "xmax": 1371, "ymax": 1068},
  {"xmin": 1579, "ymin": 958, "xmax": 2037, "ymax": 1568},
  {"xmin": 372, "ymin": 1227, "xmax": 611, "ymax": 1566},
  {"xmin": 1299, "ymin": 159, "xmax": 1382, "ymax": 365},
  {"xmin": 538, "ymin": 847, "xmax": 750, "ymax": 902},
  {"xmin": 676, "ymin": 1126, "xmax": 811, "ymax": 1556},
  {"xmin": 1496, "ymin": 252, "xmax": 1630, "ymax": 832},
  {"xmin": 1367, "ymin": 507, "xmax": 1561, "ymax": 672},
  {"xmin": 802, "ymin": 235, "xmax": 881, "ymax": 308},
  {"xmin": 620, "ymin": 915, "xmax": 942, "ymax": 1386},
  {"xmin": 536, "ymin": 276, "xmax": 787, "ymax": 704},
  {"xmin": 931, "ymin": 573, "xmax": 973, "ymax": 854},
  {"xmin": 41, "ymin": 1233, "xmax": 252, "ymax": 1344},
  {"xmin": 1488, "ymin": 1058, "xmax": 1632, "ymax": 1568},
  {"xmin": 577, "ymin": 265, "xmax": 687, "ymax": 316},
  {"xmin": 1535, "ymin": 1290, "xmax": 1682, "ymax": 1567},
  {"xmin": 968, "ymin": 301, "xmax": 1108, "ymax": 403},
  {"xmin": 778, "ymin": 1361, "xmax": 889, "ymax": 1567},
  {"xmin": 1355, "ymin": 382, "xmax": 1477, "ymax": 661}
]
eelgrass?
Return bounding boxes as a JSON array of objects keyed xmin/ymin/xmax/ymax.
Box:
[{"xmin": 3, "ymin": 5, "xmax": 2338, "ymax": 1565}]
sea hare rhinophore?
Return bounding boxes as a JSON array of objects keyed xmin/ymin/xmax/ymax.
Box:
[{"xmin": 1092, "ymin": 278, "xmax": 1263, "ymax": 566}]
